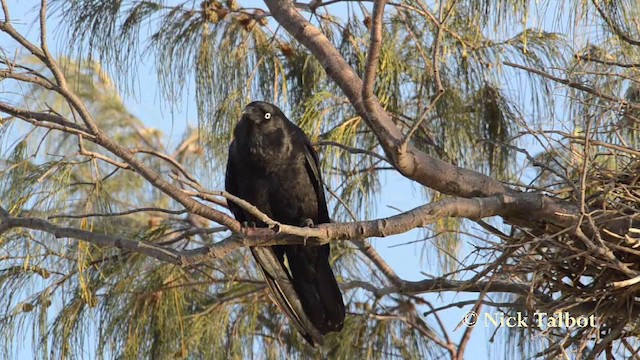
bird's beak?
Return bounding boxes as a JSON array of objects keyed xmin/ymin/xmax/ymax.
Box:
[{"xmin": 241, "ymin": 106, "xmax": 260, "ymax": 121}]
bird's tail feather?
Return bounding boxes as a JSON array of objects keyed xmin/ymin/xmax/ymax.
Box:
[
  {"xmin": 251, "ymin": 247, "xmax": 324, "ymax": 346},
  {"xmin": 285, "ymin": 244, "xmax": 345, "ymax": 334},
  {"xmin": 313, "ymin": 256, "xmax": 346, "ymax": 332}
]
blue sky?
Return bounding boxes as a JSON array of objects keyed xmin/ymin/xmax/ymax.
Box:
[{"xmin": 0, "ymin": 1, "xmax": 568, "ymax": 358}]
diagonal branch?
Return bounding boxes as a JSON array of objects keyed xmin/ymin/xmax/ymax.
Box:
[
  {"xmin": 0, "ymin": 9, "xmax": 242, "ymax": 233},
  {"xmin": 362, "ymin": 0, "xmax": 386, "ymax": 102},
  {"xmin": 591, "ymin": 0, "xmax": 640, "ymax": 47},
  {"xmin": 0, "ymin": 102, "xmax": 93, "ymax": 137}
]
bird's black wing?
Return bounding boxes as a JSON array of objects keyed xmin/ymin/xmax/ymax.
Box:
[
  {"xmin": 302, "ymin": 137, "xmax": 331, "ymax": 224},
  {"xmin": 225, "ymin": 142, "xmax": 324, "ymax": 345},
  {"xmin": 290, "ymin": 136, "xmax": 345, "ymax": 332}
]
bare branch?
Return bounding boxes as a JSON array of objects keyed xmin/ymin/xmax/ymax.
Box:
[
  {"xmin": 357, "ymin": 241, "xmax": 404, "ymax": 287},
  {"xmin": 78, "ymin": 135, "xmax": 130, "ymax": 169},
  {"xmin": 576, "ymin": 54, "xmax": 640, "ymax": 68},
  {"xmin": 1, "ymin": 0, "xmax": 10, "ymax": 23},
  {"xmin": 131, "ymin": 147, "xmax": 199, "ymax": 184},
  {"xmin": 362, "ymin": 0, "xmax": 386, "ymax": 102},
  {"xmin": 0, "ymin": 69, "xmax": 56, "ymax": 89},
  {"xmin": 0, "ymin": 192, "xmax": 553, "ymax": 272},
  {"xmin": 48, "ymin": 207, "xmax": 188, "ymax": 220}
]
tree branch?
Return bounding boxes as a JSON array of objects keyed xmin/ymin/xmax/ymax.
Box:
[
  {"xmin": 0, "ymin": 193, "xmax": 552, "ymax": 269},
  {"xmin": 264, "ymin": 0, "xmax": 579, "ymax": 231},
  {"xmin": 0, "ymin": 208, "xmax": 182, "ymax": 264},
  {"xmin": 0, "ymin": 102, "xmax": 94, "ymax": 137},
  {"xmin": 362, "ymin": 0, "xmax": 386, "ymax": 102}
]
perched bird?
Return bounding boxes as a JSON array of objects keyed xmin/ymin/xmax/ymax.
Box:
[{"xmin": 225, "ymin": 101, "xmax": 345, "ymax": 345}]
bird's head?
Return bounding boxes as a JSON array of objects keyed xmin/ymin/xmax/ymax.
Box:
[
  {"xmin": 234, "ymin": 101, "xmax": 294, "ymax": 161},
  {"xmin": 241, "ymin": 101, "xmax": 287, "ymax": 129}
]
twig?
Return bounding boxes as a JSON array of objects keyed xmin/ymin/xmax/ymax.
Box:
[
  {"xmin": 78, "ymin": 135, "xmax": 130, "ymax": 169},
  {"xmin": 48, "ymin": 207, "xmax": 188, "ymax": 220},
  {"xmin": 575, "ymin": 54, "xmax": 640, "ymax": 69},
  {"xmin": 131, "ymin": 147, "xmax": 199, "ymax": 184},
  {"xmin": 315, "ymin": 140, "xmax": 390, "ymax": 163},
  {"xmin": 399, "ymin": 91, "xmax": 444, "ymax": 151}
]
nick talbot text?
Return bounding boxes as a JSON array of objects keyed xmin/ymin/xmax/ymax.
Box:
[
  {"xmin": 461, "ymin": 311, "xmax": 597, "ymax": 329},
  {"xmin": 484, "ymin": 311, "xmax": 596, "ymax": 329}
]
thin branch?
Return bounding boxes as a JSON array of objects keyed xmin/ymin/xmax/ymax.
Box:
[
  {"xmin": 157, "ymin": 226, "xmax": 227, "ymax": 246},
  {"xmin": 315, "ymin": 140, "xmax": 390, "ymax": 163},
  {"xmin": 78, "ymin": 135, "xmax": 130, "ymax": 169},
  {"xmin": 400, "ymin": 91, "xmax": 443, "ymax": 151},
  {"xmin": 357, "ymin": 241, "xmax": 404, "ymax": 287},
  {"xmin": 131, "ymin": 147, "xmax": 199, "ymax": 184},
  {"xmin": 48, "ymin": 207, "xmax": 188, "ymax": 220},
  {"xmin": 0, "ymin": 69, "xmax": 57, "ymax": 89},
  {"xmin": 1, "ymin": 0, "xmax": 10, "ymax": 23},
  {"xmin": 591, "ymin": 0, "xmax": 640, "ymax": 46},
  {"xmin": 0, "ymin": 207, "xmax": 181, "ymax": 264},
  {"xmin": 576, "ymin": 54, "xmax": 640, "ymax": 68},
  {"xmin": 431, "ymin": 0, "xmax": 445, "ymax": 93},
  {"xmin": 504, "ymin": 61, "xmax": 640, "ymax": 110},
  {"xmin": 456, "ymin": 299, "xmax": 481, "ymax": 359},
  {"xmin": 39, "ymin": 0, "xmax": 49, "ymax": 55}
]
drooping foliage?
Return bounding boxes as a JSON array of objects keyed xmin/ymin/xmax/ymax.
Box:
[{"xmin": 1, "ymin": 0, "xmax": 640, "ymax": 359}]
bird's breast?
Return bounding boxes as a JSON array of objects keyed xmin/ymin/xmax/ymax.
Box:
[{"xmin": 236, "ymin": 155, "xmax": 319, "ymax": 225}]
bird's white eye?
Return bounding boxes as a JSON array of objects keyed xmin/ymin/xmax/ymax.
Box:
[{"xmin": 264, "ymin": 112, "xmax": 272, "ymax": 120}]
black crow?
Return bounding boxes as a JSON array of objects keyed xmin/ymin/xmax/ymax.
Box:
[{"xmin": 224, "ymin": 101, "xmax": 345, "ymax": 346}]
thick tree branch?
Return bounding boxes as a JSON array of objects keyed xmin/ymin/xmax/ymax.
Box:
[
  {"xmin": 345, "ymin": 276, "xmax": 532, "ymax": 297},
  {"xmin": 0, "ymin": 194, "xmax": 549, "ymax": 267},
  {"xmin": 0, "ymin": 206, "xmax": 538, "ymax": 304},
  {"xmin": 264, "ymin": 0, "xmax": 579, "ymax": 230},
  {"xmin": 179, "ymin": 192, "xmax": 557, "ymax": 264}
]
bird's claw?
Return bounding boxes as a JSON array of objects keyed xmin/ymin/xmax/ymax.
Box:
[
  {"xmin": 300, "ymin": 218, "xmax": 315, "ymax": 228},
  {"xmin": 242, "ymin": 221, "xmax": 258, "ymax": 229}
]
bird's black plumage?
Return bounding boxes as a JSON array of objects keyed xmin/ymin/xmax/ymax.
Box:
[{"xmin": 224, "ymin": 101, "xmax": 345, "ymax": 345}]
